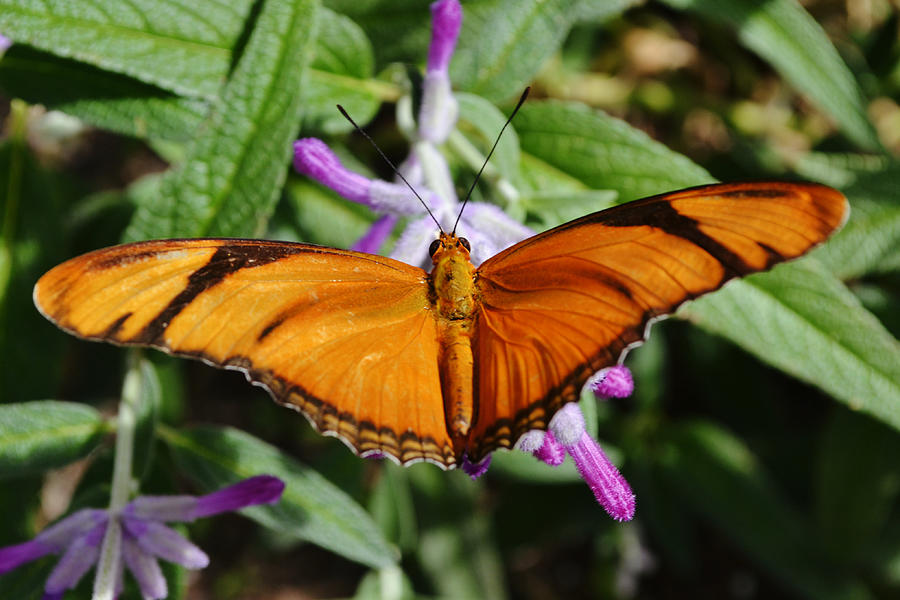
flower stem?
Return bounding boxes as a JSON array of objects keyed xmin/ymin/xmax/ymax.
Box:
[{"xmin": 93, "ymin": 352, "xmax": 143, "ymax": 599}]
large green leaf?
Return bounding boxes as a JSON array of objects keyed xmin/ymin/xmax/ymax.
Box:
[
  {"xmin": 124, "ymin": 0, "xmax": 320, "ymax": 240},
  {"xmin": 0, "ymin": 45, "xmax": 207, "ymax": 141},
  {"xmin": 660, "ymin": 0, "xmax": 879, "ymax": 150},
  {"xmin": 0, "ymin": 401, "xmax": 108, "ymax": 478},
  {"xmin": 301, "ymin": 8, "xmax": 383, "ymax": 134},
  {"xmin": 660, "ymin": 420, "xmax": 873, "ymax": 600},
  {"xmin": 0, "ymin": 0, "xmax": 255, "ymax": 98},
  {"xmin": 323, "ymin": 0, "xmax": 429, "ymax": 67},
  {"xmin": 451, "ymin": 0, "xmax": 581, "ymax": 103},
  {"xmin": 515, "ymin": 101, "xmax": 715, "ymax": 203},
  {"xmin": 160, "ymin": 425, "xmax": 398, "ymax": 569},
  {"xmin": 680, "ymin": 260, "xmax": 900, "ymax": 432}
]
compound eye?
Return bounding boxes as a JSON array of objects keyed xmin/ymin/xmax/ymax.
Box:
[
  {"xmin": 428, "ymin": 239, "xmax": 441, "ymax": 257},
  {"xmin": 459, "ymin": 237, "xmax": 471, "ymax": 252}
]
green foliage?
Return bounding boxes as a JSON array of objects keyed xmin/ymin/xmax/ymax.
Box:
[
  {"xmin": 0, "ymin": 0, "xmax": 898, "ymax": 598},
  {"xmin": 160, "ymin": 425, "xmax": 397, "ymax": 569},
  {"xmin": 683, "ymin": 260, "xmax": 900, "ymax": 429},
  {"xmin": 0, "ymin": 402, "xmax": 108, "ymax": 478}
]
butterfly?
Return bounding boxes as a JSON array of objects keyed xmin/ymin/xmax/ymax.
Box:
[{"xmin": 34, "ymin": 182, "xmax": 847, "ymax": 468}]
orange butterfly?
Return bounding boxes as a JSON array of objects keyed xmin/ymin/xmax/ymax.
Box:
[{"xmin": 33, "ymin": 182, "xmax": 847, "ymax": 468}]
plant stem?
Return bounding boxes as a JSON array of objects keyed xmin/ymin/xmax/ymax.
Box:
[{"xmin": 92, "ymin": 352, "xmax": 142, "ymax": 600}]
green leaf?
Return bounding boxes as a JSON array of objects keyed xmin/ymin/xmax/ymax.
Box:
[
  {"xmin": 515, "ymin": 100, "xmax": 715, "ymax": 203},
  {"xmin": 0, "ymin": 0, "xmax": 256, "ymax": 98},
  {"xmin": 0, "ymin": 401, "xmax": 107, "ymax": 478},
  {"xmin": 813, "ymin": 197, "xmax": 900, "ymax": 279},
  {"xmin": 455, "ymin": 92, "xmax": 521, "ymax": 183},
  {"xmin": 302, "ymin": 8, "xmax": 383, "ymax": 135},
  {"xmin": 659, "ymin": 0, "xmax": 880, "ymax": 150},
  {"xmin": 160, "ymin": 424, "xmax": 397, "ymax": 569},
  {"xmin": 0, "ymin": 45, "xmax": 207, "ymax": 141},
  {"xmin": 522, "ymin": 188, "xmax": 617, "ymax": 229},
  {"xmin": 573, "ymin": 0, "xmax": 642, "ymax": 22},
  {"xmin": 680, "ymin": 259, "xmax": 900, "ymax": 433},
  {"xmin": 451, "ymin": 0, "xmax": 581, "ymax": 102},
  {"xmin": 489, "ymin": 449, "xmax": 582, "ymax": 483},
  {"xmin": 323, "ymin": 0, "xmax": 429, "ymax": 67},
  {"xmin": 124, "ymin": 0, "xmax": 320, "ymax": 240},
  {"xmin": 815, "ymin": 407, "xmax": 900, "ymax": 563},
  {"xmin": 661, "ymin": 420, "xmax": 873, "ymax": 600}
]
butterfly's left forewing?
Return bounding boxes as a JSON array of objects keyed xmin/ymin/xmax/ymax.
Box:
[
  {"xmin": 467, "ymin": 182, "xmax": 848, "ymax": 460},
  {"xmin": 35, "ymin": 239, "xmax": 456, "ymax": 467}
]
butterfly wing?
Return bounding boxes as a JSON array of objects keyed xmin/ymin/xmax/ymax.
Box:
[
  {"xmin": 467, "ymin": 182, "xmax": 848, "ymax": 459},
  {"xmin": 34, "ymin": 238, "xmax": 456, "ymax": 467}
]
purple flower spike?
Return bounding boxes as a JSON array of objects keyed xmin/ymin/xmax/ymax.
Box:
[
  {"xmin": 419, "ymin": 0, "xmax": 462, "ymax": 142},
  {"xmin": 43, "ymin": 522, "xmax": 106, "ymax": 596},
  {"xmin": 0, "ymin": 34, "xmax": 11, "ymax": 53},
  {"xmin": 125, "ymin": 475, "xmax": 284, "ymax": 522},
  {"xmin": 122, "ymin": 536, "xmax": 166, "ymax": 599},
  {"xmin": 0, "ymin": 540, "xmax": 49, "ymax": 573},
  {"xmin": 123, "ymin": 519, "xmax": 209, "ymax": 569},
  {"xmin": 427, "ymin": 0, "xmax": 462, "ymax": 74},
  {"xmin": 548, "ymin": 403, "xmax": 586, "ymax": 446},
  {"xmin": 293, "ymin": 138, "xmax": 427, "ymax": 216},
  {"xmin": 590, "ymin": 366, "xmax": 634, "ymax": 399},
  {"xmin": 461, "ymin": 453, "xmax": 492, "ymax": 480},
  {"xmin": 353, "ymin": 214, "xmax": 398, "ymax": 254},
  {"xmin": 0, "ymin": 509, "xmax": 106, "ymax": 574},
  {"xmin": 566, "ymin": 433, "xmax": 635, "ymax": 521},
  {"xmin": 534, "ymin": 431, "xmax": 566, "ymax": 467},
  {"xmin": 191, "ymin": 475, "xmax": 285, "ymax": 519},
  {"xmin": 549, "ymin": 404, "xmax": 635, "ymax": 521},
  {"xmin": 294, "ymin": 138, "xmax": 371, "ymax": 203}
]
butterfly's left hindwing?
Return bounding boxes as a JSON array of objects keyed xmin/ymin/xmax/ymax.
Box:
[
  {"xmin": 466, "ymin": 182, "xmax": 848, "ymax": 459},
  {"xmin": 34, "ymin": 239, "xmax": 457, "ymax": 467}
]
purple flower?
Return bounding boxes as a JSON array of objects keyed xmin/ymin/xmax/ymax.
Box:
[
  {"xmin": 0, "ymin": 476, "xmax": 284, "ymax": 599},
  {"xmin": 0, "ymin": 34, "xmax": 11, "ymax": 53},
  {"xmin": 517, "ymin": 366, "xmax": 637, "ymax": 521},
  {"xmin": 292, "ymin": 138, "xmax": 532, "ymax": 267},
  {"xmin": 419, "ymin": 0, "xmax": 462, "ymax": 143},
  {"xmin": 590, "ymin": 365, "xmax": 635, "ymax": 399},
  {"xmin": 546, "ymin": 404, "xmax": 635, "ymax": 521},
  {"xmin": 461, "ymin": 453, "xmax": 492, "ymax": 480}
]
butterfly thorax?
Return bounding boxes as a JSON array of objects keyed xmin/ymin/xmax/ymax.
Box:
[
  {"xmin": 430, "ymin": 232, "xmax": 476, "ymax": 320},
  {"xmin": 429, "ymin": 232, "xmax": 478, "ymax": 453}
]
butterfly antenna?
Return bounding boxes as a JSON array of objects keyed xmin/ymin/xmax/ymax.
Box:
[
  {"xmin": 452, "ymin": 87, "xmax": 530, "ymax": 235},
  {"xmin": 337, "ymin": 105, "xmax": 442, "ymax": 232}
]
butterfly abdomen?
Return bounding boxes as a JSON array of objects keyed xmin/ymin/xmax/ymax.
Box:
[{"xmin": 430, "ymin": 233, "xmax": 479, "ymax": 453}]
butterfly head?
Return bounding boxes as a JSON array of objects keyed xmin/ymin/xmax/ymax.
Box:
[{"xmin": 429, "ymin": 232, "xmax": 471, "ymax": 264}]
